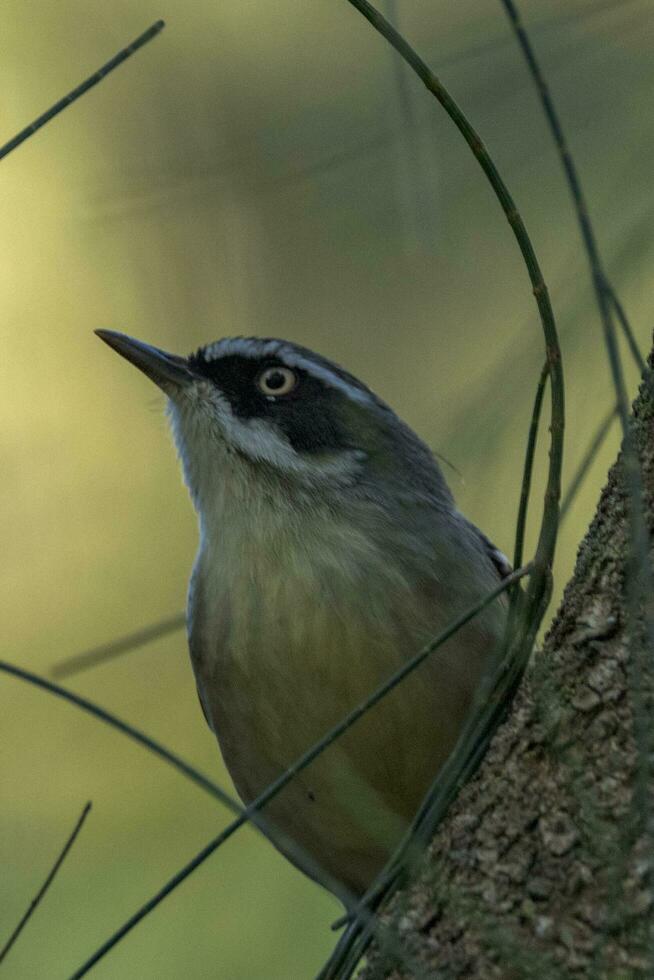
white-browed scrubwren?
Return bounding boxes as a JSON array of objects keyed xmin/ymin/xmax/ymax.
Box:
[{"xmin": 97, "ymin": 329, "xmax": 510, "ymax": 896}]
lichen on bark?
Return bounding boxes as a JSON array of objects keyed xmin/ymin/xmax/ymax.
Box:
[{"xmin": 363, "ymin": 345, "xmax": 654, "ymax": 979}]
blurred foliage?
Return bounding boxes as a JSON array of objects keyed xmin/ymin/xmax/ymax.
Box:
[{"xmin": 1, "ymin": 1, "xmax": 652, "ymax": 977}]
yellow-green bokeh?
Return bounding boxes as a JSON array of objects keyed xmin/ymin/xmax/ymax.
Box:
[{"xmin": 2, "ymin": 1, "xmax": 652, "ymax": 977}]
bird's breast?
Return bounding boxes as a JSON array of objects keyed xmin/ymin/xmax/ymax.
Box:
[{"xmin": 186, "ymin": 505, "xmax": 503, "ymax": 893}]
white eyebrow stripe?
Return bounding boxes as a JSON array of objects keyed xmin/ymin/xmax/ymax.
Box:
[{"xmin": 201, "ymin": 338, "xmax": 374, "ymax": 406}]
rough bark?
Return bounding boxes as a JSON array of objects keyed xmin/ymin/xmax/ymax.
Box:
[{"xmin": 363, "ymin": 343, "xmax": 654, "ymax": 979}]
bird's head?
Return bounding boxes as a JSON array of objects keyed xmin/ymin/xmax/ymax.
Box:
[{"xmin": 96, "ymin": 330, "xmax": 452, "ymax": 519}]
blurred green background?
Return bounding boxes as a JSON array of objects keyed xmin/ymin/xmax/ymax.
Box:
[{"xmin": 1, "ymin": 1, "xmax": 652, "ymax": 977}]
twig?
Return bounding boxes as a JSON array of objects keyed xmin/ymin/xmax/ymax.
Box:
[
  {"xmin": 513, "ymin": 361, "xmax": 550, "ymax": 572},
  {"xmin": 68, "ymin": 563, "xmax": 532, "ymax": 979},
  {"xmin": 51, "ymin": 613, "xmax": 185, "ymax": 679},
  {"xmin": 0, "ymin": 22, "xmax": 165, "ymax": 162},
  {"xmin": 0, "ymin": 802, "xmax": 92, "ymax": 965}
]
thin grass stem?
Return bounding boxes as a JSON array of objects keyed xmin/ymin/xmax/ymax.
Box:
[
  {"xmin": 513, "ymin": 361, "xmax": 549, "ymax": 571},
  {"xmin": 0, "ymin": 22, "xmax": 165, "ymax": 162},
  {"xmin": 606, "ymin": 285, "xmax": 647, "ymax": 375},
  {"xmin": 0, "ymin": 802, "xmax": 92, "ymax": 965},
  {"xmin": 51, "ymin": 614, "xmax": 185, "ymax": 680},
  {"xmin": 498, "ymin": 0, "xmax": 645, "ymax": 371},
  {"xmin": 560, "ymin": 406, "xmax": 618, "ymax": 523}
]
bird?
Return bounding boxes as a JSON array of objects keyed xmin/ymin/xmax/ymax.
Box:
[{"xmin": 96, "ymin": 329, "xmax": 510, "ymax": 897}]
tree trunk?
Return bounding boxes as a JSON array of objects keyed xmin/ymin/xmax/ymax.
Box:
[{"xmin": 363, "ymin": 342, "xmax": 654, "ymax": 979}]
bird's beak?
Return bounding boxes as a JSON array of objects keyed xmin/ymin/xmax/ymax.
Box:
[{"xmin": 95, "ymin": 329, "xmax": 195, "ymax": 393}]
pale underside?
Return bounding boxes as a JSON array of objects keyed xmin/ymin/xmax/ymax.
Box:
[{"xmin": 188, "ymin": 493, "xmax": 506, "ymax": 896}]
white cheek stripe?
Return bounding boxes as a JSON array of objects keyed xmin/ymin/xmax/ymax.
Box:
[
  {"xmin": 172, "ymin": 386, "xmax": 364, "ymax": 486},
  {"xmin": 200, "ymin": 337, "xmax": 373, "ymax": 407}
]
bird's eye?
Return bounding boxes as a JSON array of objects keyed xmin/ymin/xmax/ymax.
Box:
[{"xmin": 257, "ymin": 366, "xmax": 297, "ymax": 397}]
